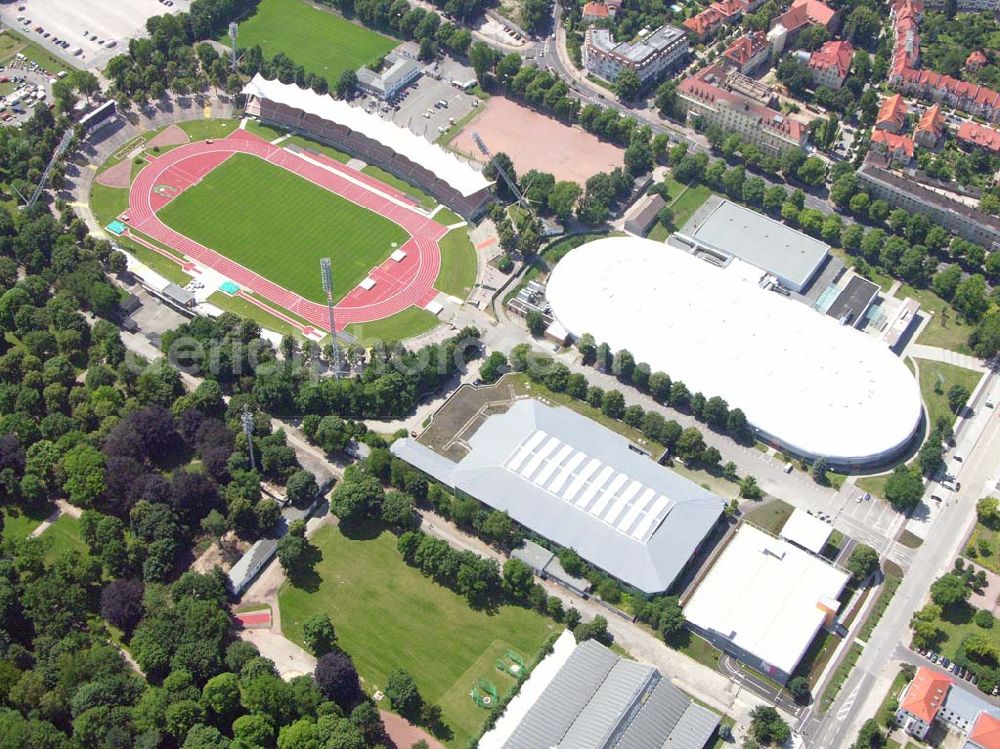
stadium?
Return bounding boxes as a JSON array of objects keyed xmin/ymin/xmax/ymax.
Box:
[
  {"xmin": 545, "ymin": 236, "xmax": 924, "ymax": 469},
  {"xmin": 99, "ymin": 76, "xmax": 490, "ymax": 337}
]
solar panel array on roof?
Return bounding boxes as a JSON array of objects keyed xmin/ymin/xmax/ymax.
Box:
[{"xmin": 502, "ymin": 429, "xmax": 673, "ymax": 542}]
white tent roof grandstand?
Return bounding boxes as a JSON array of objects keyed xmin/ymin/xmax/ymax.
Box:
[
  {"xmin": 241, "ymin": 74, "xmax": 490, "ymax": 197},
  {"xmin": 546, "ymin": 237, "xmax": 922, "ymax": 467},
  {"xmin": 390, "ymin": 400, "xmax": 724, "ymax": 594},
  {"xmin": 684, "ymin": 524, "xmax": 850, "ymax": 677}
]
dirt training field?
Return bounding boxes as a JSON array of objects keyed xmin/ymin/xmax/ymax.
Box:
[{"xmin": 451, "ymin": 97, "xmax": 624, "ymax": 185}]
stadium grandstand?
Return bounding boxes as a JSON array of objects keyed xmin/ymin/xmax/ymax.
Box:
[{"xmin": 241, "ymin": 75, "xmax": 492, "ymax": 218}]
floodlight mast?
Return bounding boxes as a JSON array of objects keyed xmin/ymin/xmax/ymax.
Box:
[
  {"xmin": 229, "ymin": 22, "xmax": 239, "ymax": 74},
  {"xmin": 320, "ymin": 258, "xmax": 343, "ymax": 379},
  {"xmin": 471, "ymin": 131, "xmax": 529, "ymax": 210}
]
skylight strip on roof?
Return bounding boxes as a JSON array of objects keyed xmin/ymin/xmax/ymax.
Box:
[
  {"xmin": 576, "ymin": 466, "xmax": 615, "ymax": 509},
  {"xmin": 618, "ymin": 502, "xmax": 647, "ymax": 536},
  {"xmin": 519, "ymin": 435, "xmax": 561, "ymax": 480},
  {"xmin": 605, "ymin": 480, "xmax": 644, "ymax": 524},
  {"xmin": 549, "ymin": 451, "xmax": 587, "ymax": 495},
  {"xmin": 505, "ymin": 430, "xmax": 548, "ymax": 471},
  {"xmin": 590, "ymin": 473, "xmax": 627, "ymax": 517},
  {"xmin": 563, "ymin": 457, "xmax": 604, "ymax": 503},
  {"xmin": 535, "ymin": 444, "xmax": 575, "ymax": 487},
  {"xmin": 633, "ymin": 496, "xmax": 673, "ymax": 540}
]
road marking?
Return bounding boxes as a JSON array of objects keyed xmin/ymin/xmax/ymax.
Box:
[{"xmin": 836, "ymin": 683, "xmax": 861, "ymax": 720}]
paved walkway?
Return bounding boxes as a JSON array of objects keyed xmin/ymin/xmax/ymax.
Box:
[{"xmin": 908, "ymin": 344, "xmax": 988, "ymax": 373}]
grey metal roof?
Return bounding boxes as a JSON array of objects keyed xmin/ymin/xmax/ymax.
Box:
[
  {"xmin": 161, "ymin": 283, "xmax": 195, "ymax": 306},
  {"xmin": 391, "ymin": 400, "xmax": 724, "ymax": 594},
  {"xmin": 512, "ymin": 539, "xmax": 556, "ymax": 571},
  {"xmin": 227, "ymin": 538, "xmax": 277, "ymax": 595},
  {"xmin": 503, "ymin": 639, "xmax": 718, "ymax": 749},
  {"xmin": 686, "ymin": 199, "xmax": 830, "ymax": 291},
  {"xmin": 615, "ymin": 679, "xmax": 719, "ymax": 749},
  {"xmin": 943, "ymin": 682, "xmax": 1000, "ymax": 725}
]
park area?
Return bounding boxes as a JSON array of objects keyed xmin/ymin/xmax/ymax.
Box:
[
  {"xmin": 914, "ymin": 358, "xmax": 982, "ymax": 431},
  {"xmin": 157, "ymin": 152, "xmax": 409, "ymax": 304},
  {"xmin": 278, "ymin": 524, "xmax": 558, "ymax": 747},
  {"xmin": 451, "ymin": 97, "xmax": 624, "ymax": 185},
  {"xmin": 228, "ymin": 0, "xmax": 397, "ymax": 82}
]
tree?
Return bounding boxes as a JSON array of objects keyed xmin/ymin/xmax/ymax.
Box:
[
  {"xmin": 526, "ymin": 310, "xmax": 546, "ymax": 338},
  {"xmin": 978, "ymin": 497, "xmax": 1000, "ymax": 528},
  {"xmin": 739, "ymin": 475, "xmax": 763, "ymax": 499},
  {"xmin": 100, "ymin": 578, "xmax": 145, "ymax": 636},
  {"xmin": 852, "ymin": 719, "xmax": 886, "ymax": 749},
  {"xmin": 303, "ymin": 613, "xmax": 337, "ymax": 656},
  {"xmin": 615, "ymin": 69, "xmax": 641, "ymax": 101},
  {"xmin": 972, "ymin": 310, "xmax": 1000, "ymax": 358},
  {"xmin": 948, "ymin": 384, "xmax": 970, "ymax": 415},
  {"xmin": 469, "ymin": 42, "xmax": 497, "ymax": 82},
  {"xmin": 788, "ymin": 675, "xmax": 810, "ymax": 705},
  {"xmin": 846, "ymin": 545, "xmax": 880, "ymax": 581},
  {"xmin": 385, "ymin": 668, "xmax": 423, "ymax": 720},
  {"xmin": 884, "ymin": 465, "xmax": 923, "ymax": 511},
  {"xmin": 574, "ymin": 615, "xmax": 611, "ymax": 645},
  {"xmin": 548, "ymin": 181, "xmax": 582, "ymax": 221},
  {"xmin": 749, "ymin": 705, "xmax": 791, "ymax": 746},
  {"xmin": 479, "ymin": 351, "xmax": 507, "ymax": 383},
  {"xmin": 797, "ymin": 156, "xmax": 828, "ymax": 186},
  {"xmin": 656, "ymin": 597, "xmax": 686, "ymax": 640},
  {"xmin": 276, "ymin": 534, "xmax": 317, "ymax": 582},
  {"xmin": 60, "ymin": 443, "xmax": 106, "ymax": 507},
  {"xmin": 930, "ymin": 573, "xmax": 969, "ymax": 608},
  {"xmin": 810, "ymin": 457, "xmax": 829, "ymax": 484},
  {"xmin": 336, "ymin": 70, "xmax": 357, "ymax": 99},
  {"xmin": 314, "ymin": 652, "xmax": 363, "ymax": 711}
]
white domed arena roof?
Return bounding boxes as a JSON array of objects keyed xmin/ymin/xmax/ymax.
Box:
[{"xmin": 546, "ymin": 237, "xmax": 922, "ymax": 467}]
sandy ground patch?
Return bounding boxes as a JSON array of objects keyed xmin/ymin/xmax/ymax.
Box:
[
  {"xmin": 379, "ymin": 710, "xmax": 445, "ymax": 749},
  {"xmin": 450, "ymin": 97, "xmax": 624, "ymax": 185},
  {"xmin": 96, "ymin": 158, "xmax": 132, "ymax": 188},
  {"xmin": 146, "ymin": 124, "xmax": 191, "ymax": 149}
]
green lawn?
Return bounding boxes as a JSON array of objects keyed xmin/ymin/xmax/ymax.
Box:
[
  {"xmin": 856, "ymin": 472, "xmax": 891, "ymax": 500},
  {"xmin": 925, "ymin": 601, "xmax": 1000, "ymax": 663},
  {"xmin": 158, "ymin": 153, "xmax": 407, "ymax": 304},
  {"xmin": 876, "ymin": 668, "xmax": 912, "ymax": 727},
  {"xmin": 284, "ymin": 134, "xmax": 352, "ymax": 163},
  {"xmin": 966, "ymin": 522, "xmax": 1000, "ymax": 574},
  {"xmin": 2, "ymin": 504, "xmax": 51, "ymax": 543},
  {"xmin": 174, "ymin": 119, "xmax": 241, "ymax": 141},
  {"xmin": 663, "ymin": 175, "xmax": 713, "ymax": 231},
  {"xmin": 279, "ymin": 524, "xmax": 558, "ymax": 747},
  {"xmin": 42, "ymin": 514, "xmax": 87, "ymax": 563},
  {"xmin": 901, "ymin": 285, "xmax": 974, "ymax": 355},
  {"xmin": 820, "ymin": 643, "xmax": 863, "ymax": 712},
  {"xmin": 244, "ymin": 119, "xmax": 290, "ymax": 142},
  {"xmin": 362, "ymin": 164, "xmax": 438, "ymax": 210},
  {"xmin": 208, "ymin": 291, "xmax": 325, "ymax": 342},
  {"xmin": 436, "ymin": 227, "xmax": 478, "ymax": 300},
  {"xmin": 914, "ymin": 358, "xmax": 982, "ymax": 431},
  {"xmin": 345, "ymin": 306, "xmax": 440, "ymax": 343},
  {"xmin": 433, "ymin": 207, "xmax": 464, "ymax": 227},
  {"xmin": 0, "ymin": 28, "xmax": 77, "ymax": 73},
  {"xmin": 231, "ymin": 0, "xmax": 396, "ymax": 83},
  {"xmin": 743, "ymin": 500, "xmax": 795, "ymax": 536},
  {"xmin": 858, "ymin": 575, "xmax": 901, "ymax": 642}
]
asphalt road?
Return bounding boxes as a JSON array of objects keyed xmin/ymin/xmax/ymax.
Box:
[{"xmin": 807, "ymin": 366, "xmax": 1000, "ymax": 748}]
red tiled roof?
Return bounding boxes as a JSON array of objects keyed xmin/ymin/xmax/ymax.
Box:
[
  {"xmin": 899, "ymin": 667, "xmax": 952, "ymax": 724},
  {"xmin": 915, "ymin": 103, "xmax": 944, "ymax": 138},
  {"xmin": 683, "ymin": 0, "xmax": 745, "ymax": 36},
  {"xmin": 791, "ymin": 0, "xmax": 836, "ymax": 26},
  {"xmin": 582, "ymin": 2, "xmax": 610, "ymax": 18},
  {"xmin": 872, "ymin": 129, "xmax": 915, "ymax": 158},
  {"xmin": 971, "ymin": 712, "xmax": 1000, "ymax": 749},
  {"xmin": 809, "ymin": 40, "xmax": 853, "ymax": 79},
  {"xmin": 967, "ymin": 50, "xmax": 988, "ymax": 69},
  {"xmin": 900, "ymin": 68, "xmax": 1000, "ymax": 110},
  {"xmin": 678, "ymin": 65, "xmax": 807, "ymax": 141},
  {"xmin": 723, "ymin": 31, "xmax": 768, "ymax": 68},
  {"xmin": 772, "ymin": 3, "xmax": 810, "ymax": 33},
  {"xmin": 877, "ymin": 94, "xmax": 908, "ymax": 128},
  {"xmin": 958, "ymin": 121, "xmax": 1000, "ymax": 152}
]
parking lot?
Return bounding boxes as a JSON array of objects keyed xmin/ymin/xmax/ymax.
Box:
[
  {"xmin": 0, "ymin": 0, "xmax": 191, "ymax": 70},
  {"xmin": 0, "ymin": 59, "xmax": 53, "ymax": 127}
]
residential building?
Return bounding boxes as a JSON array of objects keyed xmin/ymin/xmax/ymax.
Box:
[
  {"xmin": 889, "ymin": 0, "xmax": 922, "ymax": 81},
  {"xmin": 390, "ymin": 399, "xmax": 725, "ymax": 594},
  {"xmin": 768, "ymin": 0, "xmax": 838, "ymax": 54},
  {"xmin": 481, "ymin": 635, "xmax": 720, "ymax": 749},
  {"xmin": 914, "ymin": 103, "xmax": 945, "ymax": 147},
  {"xmin": 355, "ymin": 52, "xmax": 421, "ymax": 100},
  {"xmin": 896, "ymin": 667, "xmax": 1000, "ymax": 745},
  {"xmin": 682, "ymin": 0, "xmax": 746, "ymax": 40},
  {"xmin": 897, "ymin": 68, "xmax": 1000, "ymax": 124},
  {"xmin": 677, "ymin": 64, "xmax": 808, "ymax": 156},
  {"xmin": 871, "ymin": 130, "xmax": 915, "ymax": 165},
  {"xmin": 583, "ymin": 24, "xmax": 689, "ymax": 85},
  {"xmin": 922, "ymin": 0, "xmax": 1000, "ymax": 10},
  {"xmin": 807, "ymin": 40, "xmax": 853, "ymax": 89},
  {"xmin": 857, "ymin": 159, "xmax": 1000, "ymax": 249},
  {"xmin": 623, "ymin": 192, "xmax": 667, "ymax": 235},
  {"xmin": 722, "ymin": 31, "xmax": 770, "ymax": 74},
  {"xmin": 876, "ymin": 93, "xmax": 908, "ymax": 132},
  {"xmin": 582, "ymin": 1, "xmax": 611, "ymax": 22},
  {"xmin": 684, "ymin": 524, "xmax": 850, "ymax": 684},
  {"xmin": 967, "ymin": 50, "xmax": 988, "ymax": 71},
  {"xmin": 957, "ymin": 121, "xmax": 1000, "ymax": 153}
]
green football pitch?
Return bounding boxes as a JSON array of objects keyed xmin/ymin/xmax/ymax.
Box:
[
  {"xmin": 229, "ymin": 0, "xmax": 397, "ymax": 82},
  {"xmin": 157, "ymin": 153, "xmax": 408, "ymax": 304}
]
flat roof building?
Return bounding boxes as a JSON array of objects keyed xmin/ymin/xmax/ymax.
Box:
[
  {"xmin": 780, "ymin": 507, "xmax": 832, "ymax": 554},
  {"xmin": 493, "ymin": 638, "xmax": 720, "ymax": 749},
  {"xmin": 684, "ymin": 524, "xmax": 850, "ymax": 683},
  {"xmin": 684, "ymin": 198, "xmax": 830, "ymax": 292},
  {"xmin": 546, "ymin": 237, "xmax": 922, "ymax": 467},
  {"xmin": 355, "ymin": 52, "xmax": 420, "ymax": 100},
  {"xmin": 825, "ymin": 274, "xmax": 880, "ymax": 328},
  {"xmin": 584, "ymin": 24, "xmax": 688, "ymax": 86},
  {"xmin": 391, "ymin": 399, "xmax": 725, "ymax": 594}
]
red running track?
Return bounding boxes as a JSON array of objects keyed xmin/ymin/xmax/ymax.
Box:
[{"xmin": 125, "ymin": 129, "xmax": 448, "ymax": 332}]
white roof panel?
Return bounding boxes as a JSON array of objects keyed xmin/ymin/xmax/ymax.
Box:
[
  {"xmin": 546, "ymin": 237, "xmax": 922, "ymax": 465},
  {"xmin": 780, "ymin": 508, "xmax": 833, "ymax": 554},
  {"xmin": 242, "ymin": 74, "xmax": 490, "ymax": 197},
  {"xmin": 684, "ymin": 525, "xmax": 849, "ymax": 676}
]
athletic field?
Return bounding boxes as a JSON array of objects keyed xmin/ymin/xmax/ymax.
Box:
[
  {"xmin": 231, "ymin": 0, "xmax": 397, "ymax": 82},
  {"xmin": 158, "ymin": 153, "xmax": 408, "ymax": 304},
  {"xmin": 279, "ymin": 525, "xmax": 558, "ymax": 746}
]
